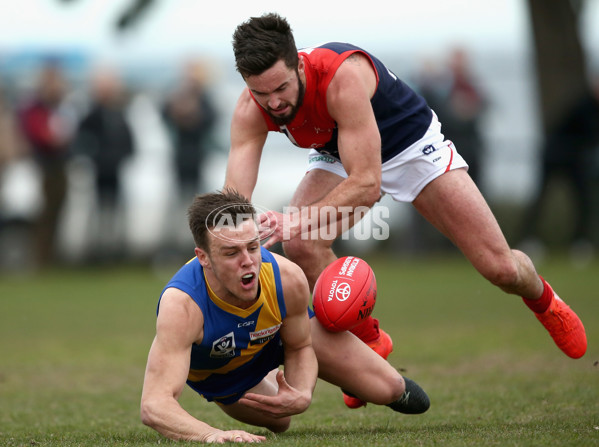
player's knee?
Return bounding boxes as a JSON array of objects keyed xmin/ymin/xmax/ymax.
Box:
[
  {"xmin": 283, "ymin": 237, "xmax": 317, "ymax": 264},
  {"xmin": 386, "ymin": 375, "xmax": 406, "ymax": 404},
  {"xmin": 481, "ymin": 255, "xmax": 520, "ymax": 289},
  {"xmin": 370, "ymin": 374, "xmax": 404, "ymax": 405}
]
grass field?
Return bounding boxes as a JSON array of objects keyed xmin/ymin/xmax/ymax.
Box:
[{"xmin": 0, "ymin": 254, "xmax": 597, "ymax": 446}]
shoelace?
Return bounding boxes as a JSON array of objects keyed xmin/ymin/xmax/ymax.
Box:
[
  {"xmin": 541, "ymin": 300, "xmax": 572, "ymax": 333},
  {"xmin": 551, "ymin": 304, "xmax": 572, "ymax": 332}
]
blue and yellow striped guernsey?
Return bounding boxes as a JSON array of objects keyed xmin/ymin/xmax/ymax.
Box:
[{"xmin": 158, "ymin": 247, "xmax": 287, "ymax": 404}]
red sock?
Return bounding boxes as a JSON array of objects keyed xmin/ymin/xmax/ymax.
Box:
[
  {"xmin": 350, "ymin": 316, "xmax": 381, "ymax": 344},
  {"xmin": 522, "ymin": 276, "xmax": 553, "ymax": 314}
]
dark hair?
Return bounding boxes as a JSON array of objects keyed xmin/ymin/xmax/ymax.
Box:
[
  {"xmin": 232, "ymin": 12, "xmax": 299, "ymax": 78},
  {"xmin": 188, "ymin": 188, "xmax": 256, "ymax": 251}
]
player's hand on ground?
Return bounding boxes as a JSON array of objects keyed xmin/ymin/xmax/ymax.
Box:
[
  {"xmin": 203, "ymin": 428, "xmax": 266, "ymax": 443},
  {"xmin": 239, "ymin": 370, "xmax": 311, "ymax": 418}
]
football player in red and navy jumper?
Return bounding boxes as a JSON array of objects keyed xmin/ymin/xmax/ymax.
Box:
[{"xmin": 225, "ymin": 12, "xmax": 587, "ymax": 408}]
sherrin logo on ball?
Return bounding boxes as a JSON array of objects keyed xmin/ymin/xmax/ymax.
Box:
[{"xmin": 312, "ymin": 256, "xmax": 377, "ymax": 332}]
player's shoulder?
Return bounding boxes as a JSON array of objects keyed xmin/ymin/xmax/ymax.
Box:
[
  {"xmin": 335, "ymin": 51, "xmax": 376, "ymax": 81},
  {"xmin": 328, "ymin": 52, "xmax": 377, "ymax": 105},
  {"xmin": 270, "ymin": 251, "xmax": 299, "ymax": 273},
  {"xmin": 233, "ymin": 88, "xmax": 258, "ymax": 116},
  {"xmin": 272, "ymin": 253, "xmax": 310, "ymax": 310},
  {"xmin": 270, "ymin": 252, "xmax": 310, "ymax": 295},
  {"xmin": 232, "ymin": 88, "xmax": 268, "ymax": 129},
  {"xmin": 159, "ymin": 287, "xmax": 204, "ymax": 329},
  {"xmin": 156, "ymin": 287, "xmax": 205, "ymax": 345}
]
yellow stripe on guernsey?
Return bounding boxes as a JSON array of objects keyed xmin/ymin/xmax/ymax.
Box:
[{"xmin": 187, "ymin": 261, "xmax": 282, "ymax": 382}]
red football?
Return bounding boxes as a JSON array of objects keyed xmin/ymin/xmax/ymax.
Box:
[{"xmin": 312, "ymin": 256, "xmax": 377, "ymax": 332}]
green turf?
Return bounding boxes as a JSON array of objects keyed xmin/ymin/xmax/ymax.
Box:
[{"xmin": 0, "ymin": 255, "xmax": 597, "ymax": 446}]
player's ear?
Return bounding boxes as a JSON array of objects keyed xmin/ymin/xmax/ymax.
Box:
[
  {"xmin": 195, "ymin": 247, "xmax": 210, "ymax": 268},
  {"xmin": 298, "ymin": 56, "xmax": 305, "ymax": 72}
]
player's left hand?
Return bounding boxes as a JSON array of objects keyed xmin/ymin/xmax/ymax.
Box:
[{"xmin": 238, "ymin": 370, "xmax": 312, "ymax": 418}]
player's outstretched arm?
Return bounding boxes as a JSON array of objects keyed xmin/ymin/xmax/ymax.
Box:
[
  {"xmin": 224, "ymin": 89, "xmax": 269, "ymax": 199},
  {"xmin": 140, "ymin": 288, "xmax": 266, "ymax": 443}
]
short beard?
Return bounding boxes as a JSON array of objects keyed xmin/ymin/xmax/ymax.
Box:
[{"xmin": 268, "ymin": 69, "xmax": 305, "ymax": 126}]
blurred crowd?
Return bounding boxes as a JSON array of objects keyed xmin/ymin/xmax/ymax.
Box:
[
  {"xmin": 0, "ymin": 58, "xmax": 220, "ymax": 272},
  {"xmin": 517, "ymin": 74, "xmax": 599, "ymax": 263},
  {"xmin": 407, "ymin": 47, "xmax": 599, "ymax": 264},
  {"xmin": 0, "ymin": 48, "xmax": 597, "ymax": 273}
]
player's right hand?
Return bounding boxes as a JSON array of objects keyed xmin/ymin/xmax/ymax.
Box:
[{"xmin": 239, "ymin": 370, "xmax": 312, "ymax": 418}]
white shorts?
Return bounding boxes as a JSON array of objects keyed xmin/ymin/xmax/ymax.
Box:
[{"xmin": 307, "ymin": 113, "xmax": 469, "ymax": 202}]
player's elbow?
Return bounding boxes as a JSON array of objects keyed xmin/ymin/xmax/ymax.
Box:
[
  {"xmin": 361, "ymin": 177, "xmax": 381, "ymax": 208},
  {"xmin": 348, "ymin": 166, "xmax": 381, "ymax": 206},
  {"xmin": 266, "ymin": 416, "xmax": 291, "ymax": 433},
  {"xmin": 140, "ymin": 397, "xmax": 162, "ymax": 430},
  {"xmin": 139, "ymin": 403, "xmax": 154, "ymax": 428}
]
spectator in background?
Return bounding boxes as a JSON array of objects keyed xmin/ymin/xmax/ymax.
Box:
[
  {"xmin": 408, "ymin": 48, "xmax": 487, "ymax": 255},
  {"xmin": 163, "ymin": 60, "xmax": 217, "ymax": 199},
  {"xmin": 443, "ymin": 48, "xmax": 486, "ymax": 186},
  {"xmin": 416, "ymin": 48, "xmax": 486, "ymax": 187},
  {"xmin": 0, "ymin": 80, "xmax": 25, "ymax": 173},
  {"xmin": 519, "ymin": 76, "xmax": 599, "ymax": 261},
  {"xmin": 161, "ymin": 60, "xmax": 218, "ymax": 257},
  {"xmin": 0, "ymin": 77, "xmax": 27, "ymax": 202},
  {"xmin": 0, "ymin": 77, "xmax": 29, "ymax": 269},
  {"xmin": 17, "ymin": 62, "xmax": 75, "ymax": 268},
  {"xmin": 74, "ymin": 67, "xmax": 134, "ymax": 263}
]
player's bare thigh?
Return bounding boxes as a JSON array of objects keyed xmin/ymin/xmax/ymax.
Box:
[
  {"xmin": 310, "ymin": 318, "xmax": 403, "ymax": 404},
  {"xmin": 289, "ymin": 168, "xmax": 370, "ymax": 239},
  {"xmin": 289, "ymin": 168, "xmax": 345, "ymax": 208},
  {"xmin": 412, "ymin": 168, "xmax": 513, "ymax": 272}
]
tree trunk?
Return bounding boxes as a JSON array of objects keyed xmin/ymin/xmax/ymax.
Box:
[{"xmin": 526, "ymin": 0, "xmax": 589, "ymax": 134}]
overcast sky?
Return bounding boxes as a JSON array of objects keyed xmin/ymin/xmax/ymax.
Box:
[
  {"xmin": 2, "ymin": 0, "xmax": 598, "ymax": 76},
  {"xmin": 2, "ymin": 0, "xmax": 597, "ymax": 66}
]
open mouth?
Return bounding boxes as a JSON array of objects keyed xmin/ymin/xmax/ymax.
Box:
[{"xmin": 241, "ymin": 273, "xmax": 255, "ymax": 286}]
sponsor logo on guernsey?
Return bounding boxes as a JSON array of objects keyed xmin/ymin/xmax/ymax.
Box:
[
  {"xmin": 309, "ymin": 154, "xmax": 337, "ymax": 164},
  {"xmin": 249, "ymin": 323, "xmax": 282, "ymax": 345},
  {"xmin": 211, "ymin": 332, "xmax": 236, "ymax": 358}
]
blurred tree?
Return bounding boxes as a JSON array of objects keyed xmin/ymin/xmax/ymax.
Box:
[
  {"xmin": 526, "ymin": 0, "xmax": 592, "ymax": 134},
  {"xmin": 58, "ymin": 0, "xmax": 157, "ymax": 32},
  {"xmin": 115, "ymin": 0, "xmax": 157, "ymax": 32},
  {"xmin": 519, "ymin": 0, "xmax": 598, "ymax": 255}
]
